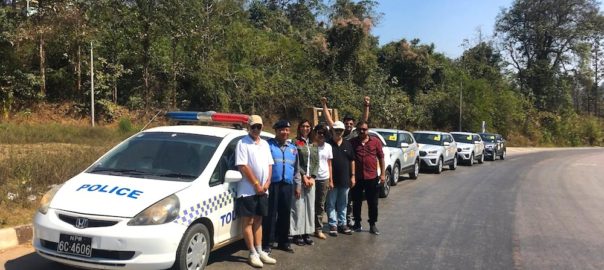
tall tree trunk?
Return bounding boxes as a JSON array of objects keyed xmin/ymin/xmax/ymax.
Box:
[
  {"xmin": 77, "ymin": 44, "xmax": 81, "ymax": 94},
  {"xmin": 171, "ymin": 38, "xmax": 177, "ymax": 108},
  {"xmin": 39, "ymin": 36, "xmax": 46, "ymax": 97},
  {"xmin": 594, "ymin": 41, "xmax": 599, "ymax": 117},
  {"xmin": 142, "ymin": 23, "xmax": 150, "ymax": 109}
]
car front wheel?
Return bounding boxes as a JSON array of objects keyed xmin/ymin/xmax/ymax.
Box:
[
  {"xmin": 173, "ymin": 223, "xmax": 211, "ymax": 270},
  {"xmin": 469, "ymin": 153, "xmax": 474, "ymax": 166}
]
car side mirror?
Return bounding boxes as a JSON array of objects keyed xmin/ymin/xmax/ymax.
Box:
[
  {"xmin": 400, "ymin": 142, "xmax": 409, "ymax": 148},
  {"xmin": 443, "ymin": 142, "xmax": 450, "ymax": 146},
  {"xmin": 224, "ymin": 170, "xmax": 243, "ymax": 183}
]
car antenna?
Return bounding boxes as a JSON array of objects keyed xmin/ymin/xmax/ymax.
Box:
[{"xmin": 140, "ymin": 110, "xmax": 164, "ymax": 131}]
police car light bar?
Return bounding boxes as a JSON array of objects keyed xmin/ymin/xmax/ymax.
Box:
[{"xmin": 165, "ymin": 111, "xmax": 250, "ymax": 124}]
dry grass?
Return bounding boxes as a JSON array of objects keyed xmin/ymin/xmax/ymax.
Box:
[{"xmin": 0, "ymin": 123, "xmax": 135, "ymax": 228}]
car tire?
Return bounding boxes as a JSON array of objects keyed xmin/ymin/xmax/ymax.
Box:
[
  {"xmin": 391, "ymin": 164, "xmax": 400, "ymax": 186},
  {"xmin": 469, "ymin": 153, "xmax": 474, "ymax": 166},
  {"xmin": 435, "ymin": 157, "xmax": 443, "ymax": 174},
  {"xmin": 449, "ymin": 155, "xmax": 457, "ymax": 170},
  {"xmin": 379, "ymin": 170, "xmax": 391, "ymax": 198},
  {"xmin": 491, "ymin": 152, "xmax": 496, "ymax": 161},
  {"xmin": 409, "ymin": 159, "xmax": 419, "ymax": 180},
  {"xmin": 172, "ymin": 223, "xmax": 211, "ymax": 270},
  {"xmin": 500, "ymin": 150, "xmax": 506, "ymax": 160},
  {"xmin": 478, "ymin": 152, "xmax": 484, "ymax": 164}
]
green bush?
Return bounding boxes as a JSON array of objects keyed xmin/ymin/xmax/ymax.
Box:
[{"xmin": 118, "ymin": 117, "xmax": 134, "ymax": 134}]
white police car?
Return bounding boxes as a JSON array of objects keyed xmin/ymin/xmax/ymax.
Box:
[{"xmin": 33, "ymin": 111, "xmax": 272, "ymax": 270}]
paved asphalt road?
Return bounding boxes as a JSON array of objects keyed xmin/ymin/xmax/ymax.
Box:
[{"xmin": 2, "ymin": 148, "xmax": 603, "ymax": 270}]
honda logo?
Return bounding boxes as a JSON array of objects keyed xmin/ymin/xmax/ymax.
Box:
[{"xmin": 75, "ymin": 218, "xmax": 89, "ymax": 229}]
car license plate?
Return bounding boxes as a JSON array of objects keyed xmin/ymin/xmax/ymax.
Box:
[{"xmin": 57, "ymin": 234, "xmax": 93, "ymax": 257}]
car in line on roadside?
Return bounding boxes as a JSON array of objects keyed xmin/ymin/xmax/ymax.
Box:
[
  {"xmin": 451, "ymin": 132, "xmax": 485, "ymax": 166},
  {"xmin": 413, "ymin": 131, "xmax": 458, "ymax": 174},
  {"xmin": 33, "ymin": 111, "xmax": 274, "ymax": 270},
  {"xmin": 479, "ymin": 132, "xmax": 507, "ymax": 161},
  {"xmin": 372, "ymin": 128, "xmax": 420, "ymax": 185}
]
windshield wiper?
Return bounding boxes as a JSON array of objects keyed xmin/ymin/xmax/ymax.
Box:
[
  {"xmin": 89, "ymin": 168, "xmax": 150, "ymax": 176},
  {"xmin": 157, "ymin": 173, "xmax": 197, "ymax": 179}
]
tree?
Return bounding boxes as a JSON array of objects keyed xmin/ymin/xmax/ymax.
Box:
[{"xmin": 495, "ymin": 0, "xmax": 603, "ymax": 112}]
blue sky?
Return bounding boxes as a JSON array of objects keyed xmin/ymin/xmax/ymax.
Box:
[{"xmin": 372, "ymin": 0, "xmax": 514, "ymax": 58}]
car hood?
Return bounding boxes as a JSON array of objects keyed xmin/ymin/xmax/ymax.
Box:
[
  {"xmin": 418, "ymin": 144, "xmax": 443, "ymax": 152},
  {"xmin": 456, "ymin": 142, "xmax": 475, "ymax": 148},
  {"xmin": 50, "ymin": 173, "xmax": 191, "ymax": 217}
]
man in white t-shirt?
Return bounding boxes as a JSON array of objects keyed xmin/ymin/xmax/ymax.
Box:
[{"xmin": 235, "ymin": 115, "xmax": 276, "ymax": 267}]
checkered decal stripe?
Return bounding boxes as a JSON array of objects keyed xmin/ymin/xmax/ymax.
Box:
[{"xmin": 174, "ymin": 188, "xmax": 237, "ymax": 225}]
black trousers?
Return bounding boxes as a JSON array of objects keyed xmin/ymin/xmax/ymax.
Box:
[
  {"xmin": 352, "ymin": 178, "xmax": 379, "ymax": 224},
  {"xmin": 263, "ymin": 182, "xmax": 293, "ymax": 247}
]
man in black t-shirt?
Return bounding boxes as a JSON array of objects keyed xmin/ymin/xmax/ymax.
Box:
[
  {"xmin": 321, "ymin": 96, "xmax": 369, "ymax": 228},
  {"xmin": 325, "ymin": 120, "xmax": 355, "ymax": 235}
]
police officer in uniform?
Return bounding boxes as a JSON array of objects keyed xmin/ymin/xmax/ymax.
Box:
[{"xmin": 263, "ymin": 119, "xmax": 300, "ymax": 253}]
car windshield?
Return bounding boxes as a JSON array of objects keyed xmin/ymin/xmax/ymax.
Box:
[
  {"xmin": 452, "ymin": 134, "xmax": 474, "ymax": 143},
  {"xmin": 377, "ymin": 131, "xmax": 398, "ymax": 147},
  {"xmin": 480, "ymin": 134, "xmax": 497, "ymax": 143},
  {"xmin": 413, "ymin": 132, "xmax": 442, "ymax": 146},
  {"xmin": 86, "ymin": 132, "xmax": 221, "ymax": 182}
]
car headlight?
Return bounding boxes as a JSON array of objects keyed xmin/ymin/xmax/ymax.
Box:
[
  {"xmin": 38, "ymin": 184, "xmax": 63, "ymax": 215},
  {"xmin": 428, "ymin": 150, "xmax": 438, "ymax": 154},
  {"xmin": 128, "ymin": 194, "xmax": 180, "ymax": 226}
]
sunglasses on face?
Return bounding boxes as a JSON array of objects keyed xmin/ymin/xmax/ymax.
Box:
[
  {"xmin": 250, "ymin": 124, "xmax": 263, "ymax": 130},
  {"xmin": 334, "ymin": 129, "xmax": 344, "ymax": 133}
]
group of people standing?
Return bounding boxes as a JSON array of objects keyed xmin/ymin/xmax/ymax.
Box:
[{"xmin": 234, "ymin": 96, "xmax": 386, "ymax": 268}]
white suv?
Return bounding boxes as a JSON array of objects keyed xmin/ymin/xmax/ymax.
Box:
[
  {"xmin": 365, "ymin": 130, "xmax": 393, "ymax": 198},
  {"xmin": 33, "ymin": 111, "xmax": 272, "ymax": 270},
  {"xmin": 451, "ymin": 132, "xmax": 485, "ymax": 166},
  {"xmin": 413, "ymin": 131, "xmax": 458, "ymax": 174},
  {"xmin": 373, "ymin": 128, "xmax": 420, "ymax": 184}
]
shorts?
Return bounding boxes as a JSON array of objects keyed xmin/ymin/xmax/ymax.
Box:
[{"xmin": 236, "ymin": 194, "xmax": 268, "ymax": 217}]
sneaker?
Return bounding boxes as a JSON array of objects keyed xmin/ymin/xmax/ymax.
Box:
[
  {"xmin": 249, "ymin": 253, "xmax": 263, "ymax": 268},
  {"xmin": 369, "ymin": 224, "xmax": 380, "ymax": 235},
  {"xmin": 328, "ymin": 226, "xmax": 338, "ymax": 237},
  {"xmin": 352, "ymin": 222, "xmax": 363, "ymax": 232},
  {"xmin": 302, "ymin": 235, "xmax": 314, "ymax": 245},
  {"xmin": 293, "ymin": 236, "xmax": 305, "ymax": 246},
  {"xmin": 338, "ymin": 225, "xmax": 353, "ymax": 235},
  {"xmin": 315, "ymin": 230, "xmax": 327, "ymax": 239},
  {"xmin": 258, "ymin": 251, "xmax": 276, "ymax": 264}
]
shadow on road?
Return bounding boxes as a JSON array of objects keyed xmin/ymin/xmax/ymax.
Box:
[
  {"xmin": 4, "ymin": 252, "xmax": 69, "ymax": 270},
  {"xmin": 206, "ymin": 239, "xmax": 248, "ymax": 267},
  {"xmin": 2, "ymin": 240, "xmax": 248, "ymax": 270}
]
